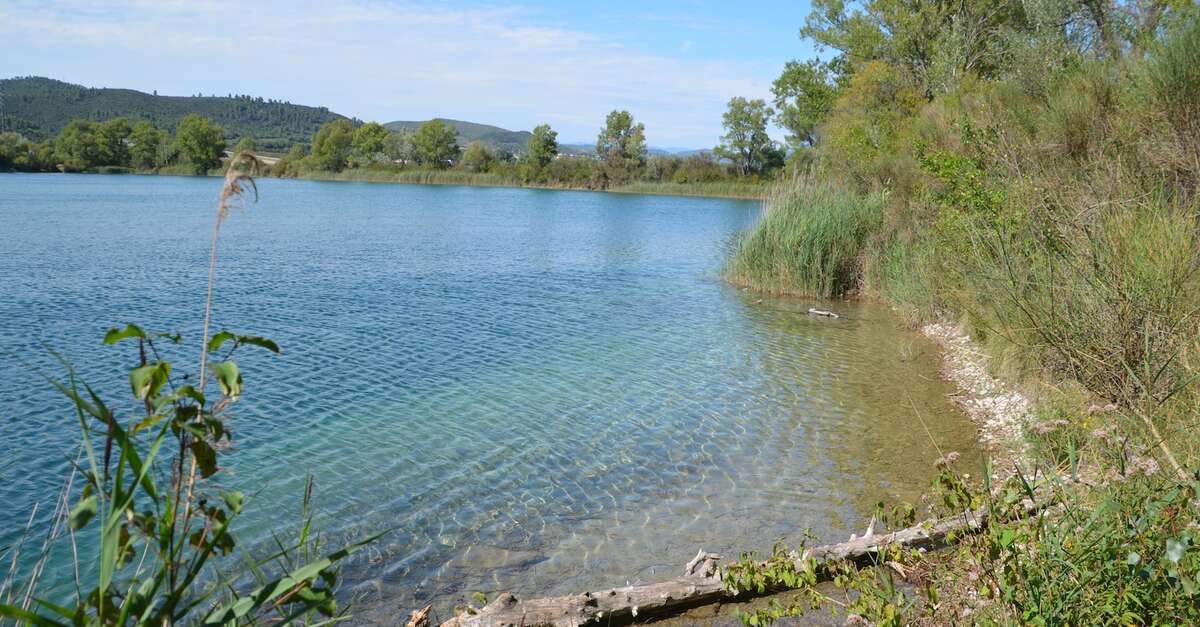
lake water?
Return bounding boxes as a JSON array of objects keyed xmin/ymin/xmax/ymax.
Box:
[{"xmin": 0, "ymin": 173, "xmax": 979, "ymax": 622}]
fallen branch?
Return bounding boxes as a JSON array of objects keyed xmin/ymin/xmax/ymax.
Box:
[
  {"xmin": 807, "ymin": 308, "xmax": 839, "ymax": 318},
  {"xmin": 439, "ymin": 504, "xmax": 1039, "ymax": 627}
]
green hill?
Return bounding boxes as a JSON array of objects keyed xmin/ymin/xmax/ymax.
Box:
[
  {"xmin": 385, "ymin": 118, "xmax": 532, "ymax": 154},
  {"xmin": 0, "ymin": 76, "xmax": 350, "ymax": 152}
]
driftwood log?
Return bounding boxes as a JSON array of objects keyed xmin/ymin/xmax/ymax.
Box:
[
  {"xmin": 807, "ymin": 308, "xmax": 839, "ymax": 319},
  {"xmin": 440, "ymin": 507, "xmax": 1019, "ymax": 627}
]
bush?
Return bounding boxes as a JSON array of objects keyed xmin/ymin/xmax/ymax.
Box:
[
  {"xmin": 1147, "ymin": 13, "xmax": 1200, "ymax": 138},
  {"xmin": 726, "ymin": 176, "xmax": 885, "ymax": 297}
]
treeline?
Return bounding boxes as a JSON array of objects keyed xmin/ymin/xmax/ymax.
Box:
[
  {"xmin": 728, "ymin": 1, "xmax": 1200, "ymax": 625},
  {"xmin": 0, "ymin": 76, "xmax": 346, "ymax": 151},
  {"xmin": 270, "ymin": 103, "xmax": 782, "ymax": 191},
  {"xmin": 0, "ymin": 113, "xmax": 229, "ymax": 174},
  {"xmin": 3, "ymin": 100, "xmax": 784, "ymax": 193}
]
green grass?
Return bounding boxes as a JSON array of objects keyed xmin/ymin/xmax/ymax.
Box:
[
  {"xmin": 725, "ymin": 177, "xmax": 884, "ymax": 297},
  {"xmin": 611, "ymin": 180, "xmax": 767, "ymax": 199},
  {"xmin": 280, "ymin": 167, "xmax": 769, "ymax": 199}
]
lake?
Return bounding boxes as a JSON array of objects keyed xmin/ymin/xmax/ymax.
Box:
[{"xmin": 0, "ymin": 173, "xmax": 979, "ymax": 622}]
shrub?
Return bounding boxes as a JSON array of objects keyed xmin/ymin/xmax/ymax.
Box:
[{"xmin": 726, "ymin": 176, "xmax": 885, "ymax": 297}]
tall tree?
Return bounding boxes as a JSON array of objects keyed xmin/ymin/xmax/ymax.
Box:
[
  {"xmin": 173, "ymin": 114, "xmax": 225, "ymax": 174},
  {"xmin": 384, "ymin": 130, "xmax": 415, "ymax": 164},
  {"xmin": 460, "ymin": 140, "xmax": 495, "ymax": 172},
  {"xmin": 411, "ymin": 120, "xmax": 460, "ymax": 168},
  {"xmin": 54, "ymin": 119, "xmax": 103, "ymax": 171},
  {"xmin": 772, "ymin": 60, "xmax": 839, "ymax": 147},
  {"xmin": 596, "ymin": 110, "xmax": 647, "ymax": 184},
  {"xmin": 0, "ymin": 132, "xmax": 32, "ymax": 170},
  {"xmin": 97, "ymin": 117, "xmax": 132, "ymax": 166},
  {"xmin": 309, "ymin": 119, "xmax": 354, "ymax": 171},
  {"xmin": 350, "ymin": 122, "xmax": 390, "ymax": 166},
  {"xmin": 527, "ymin": 123, "xmax": 558, "ymax": 169},
  {"xmin": 129, "ymin": 121, "xmax": 167, "ymax": 170},
  {"xmin": 714, "ymin": 97, "xmax": 783, "ymax": 176},
  {"xmin": 801, "ymin": 0, "xmax": 1031, "ymax": 95}
]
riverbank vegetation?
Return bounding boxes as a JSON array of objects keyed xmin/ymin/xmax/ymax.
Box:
[
  {"xmin": 1, "ymin": 96, "xmax": 783, "ymax": 198},
  {"xmin": 726, "ymin": 1, "xmax": 1200, "ymax": 623}
]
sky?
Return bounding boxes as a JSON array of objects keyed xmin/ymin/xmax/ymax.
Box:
[{"xmin": 0, "ymin": 1, "xmax": 820, "ymax": 148}]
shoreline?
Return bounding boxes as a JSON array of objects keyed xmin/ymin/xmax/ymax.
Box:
[
  {"xmin": 0, "ymin": 168, "xmax": 769, "ymax": 201},
  {"xmin": 420, "ymin": 312, "xmax": 1030, "ymax": 627}
]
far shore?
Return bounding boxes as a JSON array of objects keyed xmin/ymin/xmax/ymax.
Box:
[{"xmin": 3, "ymin": 165, "xmax": 770, "ymax": 201}]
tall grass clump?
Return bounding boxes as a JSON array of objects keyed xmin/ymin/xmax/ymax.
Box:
[
  {"xmin": 0, "ymin": 152, "xmax": 378, "ymax": 626},
  {"xmin": 1147, "ymin": 13, "xmax": 1200, "ymax": 138},
  {"xmin": 725, "ymin": 177, "xmax": 884, "ymax": 298}
]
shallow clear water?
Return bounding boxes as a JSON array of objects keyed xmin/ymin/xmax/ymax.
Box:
[{"xmin": 0, "ymin": 173, "xmax": 978, "ymax": 622}]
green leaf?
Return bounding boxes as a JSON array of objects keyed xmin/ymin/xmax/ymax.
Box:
[
  {"xmin": 998, "ymin": 529, "xmax": 1016, "ymax": 549},
  {"xmin": 201, "ymin": 532, "xmax": 386, "ymax": 625},
  {"xmin": 69, "ymin": 494, "xmax": 98, "ymax": 530},
  {"xmin": 207, "ymin": 330, "xmax": 237, "ymax": 353},
  {"xmin": 208, "ymin": 331, "xmax": 280, "ymax": 354},
  {"xmin": 152, "ymin": 385, "xmax": 206, "ymax": 410},
  {"xmin": 129, "ymin": 362, "xmax": 171, "ymax": 401},
  {"xmin": 235, "ymin": 335, "xmax": 280, "ymax": 353},
  {"xmin": 0, "ymin": 604, "xmax": 67, "ymax": 627},
  {"xmin": 191, "ymin": 440, "xmax": 219, "ymax": 478},
  {"xmin": 223, "ymin": 490, "xmax": 244, "ymax": 515},
  {"xmin": 103, "ymin": 324, "xmax": 145, "ymax": 345},
  {"xmin": 209, "ymin": 361, "xmax": 242, "ymax": 399}
]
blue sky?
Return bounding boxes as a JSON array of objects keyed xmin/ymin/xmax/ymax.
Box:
[{"xmin": 0, "ymin": 1, "xmax": 819, "ymax": 148}]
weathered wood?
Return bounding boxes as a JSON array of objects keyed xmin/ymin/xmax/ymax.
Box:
[
  {"xmin": 438, "ymin": 507, "xmax": 1017, "ymax": 627},
  {"xmin": 807, "ymin": 308, "xmax": 839, "ymax": 318},
  {"xmin": 408, "ymin": 604, "xmax": 432, "ymax": 627}
]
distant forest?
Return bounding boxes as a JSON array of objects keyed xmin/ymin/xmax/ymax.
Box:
[{"xmin": 0, "ymin": 77, "xmax": 349, "ymax": 152}]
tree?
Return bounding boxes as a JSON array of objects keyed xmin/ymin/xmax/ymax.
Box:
[
  {"xmin": 384, "ymin": 130, "xmax": 415, "ymax": 164},
  {"xmin": 174, "ymin": 114, "xmax": 226, "ymax": 174},
  {"xmin": 412, "ymin": 119, "xmax": 460, "ymax": 168},
  {"xmin": 309, "ymin": 119, "xmax": 354, "ymax": 171},
  {"xmin": 714, "ymin": 97, "xmax": 784, "ymax": 176},
  {"xmin": 527, "ymin": 123, "xmax": 558, "ymax": 169},
  {"xmin": 273, "ymin": 144, "xmax": 307, "ymax": 177},
  {"xmin": 97, "ymin": 117, "xmax": 132, "ymax": 166},
  {"xmin": 461, "ymin": 141, "xmax": 495, "ymax": 172},
  {"xmin": 0, "ymin": 132, "xmax": 32, "ymax": 170},
  {"xmin": 800, "ymin": 0, "xmax": 1031, "ymax": 96},
  {"xmin": 350, "ymin": 122, "xmax": 389, "ymax": 167},
  {"xmin": 233, "ymin": 136, "xmax": 257, "ymax": 153},
  {"xmin": 129, "ymin": 121, "xmax": 167, "ymax": 170},
  {"xmin": 772, "ymin": 60, "xmax": 840, "ymax": 147},
  {"xmin": 596, "ymin": 110, "xmax": 647, "ymax": 184},
  {"xmin": 54, "ymin": 120, "xmax": 103, "ymax": 171}
]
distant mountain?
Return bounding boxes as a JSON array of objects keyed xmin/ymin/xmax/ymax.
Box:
[
  {"xmin": 385, "ymin": 118, "xmax": 532, "ymax": 155},
  {"xmin": 0, "ymin": 76, "xmax": 350, "ymax": 152},
  {"xmin": 560, "ymin": 143, "xmax": 707, "ymax": 157}
]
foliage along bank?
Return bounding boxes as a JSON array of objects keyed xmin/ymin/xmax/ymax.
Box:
[
  {"xmin": 1, "ymin": 96, "xmax": 786, "ymax": 198},
  {"xmin": 723, "ymin": 1, "xmax": 1200, "ymax": 624}
]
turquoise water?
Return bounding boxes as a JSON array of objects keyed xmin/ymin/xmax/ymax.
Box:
[{"xmin": 0, "ymin": 173, "xmax": 979, "ymax": 622}]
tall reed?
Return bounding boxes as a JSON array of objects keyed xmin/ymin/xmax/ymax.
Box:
[{"xmin": 725, "ymin": 176, "xmax": 885, "ymax": 298}]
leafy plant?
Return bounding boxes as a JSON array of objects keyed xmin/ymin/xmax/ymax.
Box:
[{"xmin": 0, "ymin": 154, "xmax": 379, "ymax": 625}]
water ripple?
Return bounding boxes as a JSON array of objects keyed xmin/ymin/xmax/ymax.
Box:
[{"xmin": 0, "ymin": 174, "xmax": 980, "ymax": 623}]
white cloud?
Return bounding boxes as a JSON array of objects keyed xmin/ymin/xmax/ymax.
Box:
[{"xmin": 0, "ymin": 0, "xmax": 777, "ymax": 146}]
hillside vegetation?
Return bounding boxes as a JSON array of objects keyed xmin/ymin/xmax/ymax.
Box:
[
  {"xmin": 0, "ymin": 76, "xmax": 349, "ymax": 151},
  {"xmin": 384, "ymin": 118, "xmax": 532, "ymax": 155},
  {"xmin": 724, "ymin": 2, "xmax": 1200, "ymax": 624}
]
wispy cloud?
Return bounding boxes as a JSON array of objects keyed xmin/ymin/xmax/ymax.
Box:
[{"xmin": 0, "ymin": 0, "xmax": 782, "ymax": 146}]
